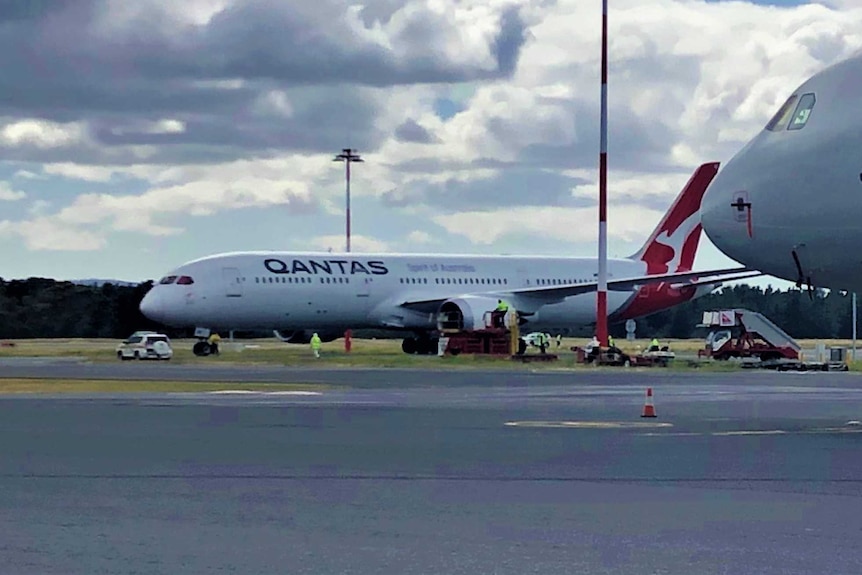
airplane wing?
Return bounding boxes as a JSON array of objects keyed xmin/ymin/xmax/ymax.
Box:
[
  {"xmin": 509, "ymin": 266, "xmax": 759, "ymax": 299},
  {"xmin": 398, "ymin": 266, "xmax": 760, "ymax": 311}
]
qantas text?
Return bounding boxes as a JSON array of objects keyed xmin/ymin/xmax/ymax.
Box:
[{"xmin": 264, "ymin": 258, "xmax": 389, "ymax": 275}]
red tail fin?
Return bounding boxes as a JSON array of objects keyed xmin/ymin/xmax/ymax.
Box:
[{"xmin": 628, "ymin": 162, "xmax": 720, "ymax": 275}]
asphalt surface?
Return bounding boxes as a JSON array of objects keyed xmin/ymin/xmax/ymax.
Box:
[
  {"xmin": 2, "ymin": 355, "xmax": 862, "ymax": 388},
  {"xmin": 2, "ymin": 364, "xmax": 862, "ymax": 574}
]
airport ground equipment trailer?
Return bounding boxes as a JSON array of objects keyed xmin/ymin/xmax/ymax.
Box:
[
  {"xmin": 441, "ymin": 326, "xmax": 516, "ymax": 356},
  {"xmin": 571, "ymin": 345, "xmax": 674, "ymax": 367},
  {"xmin": 749, "ymin": 345, "xmax": 850, "ymax": 372},
  {"xmin": 697, "ymin": 309, "xmax": 800, "ymax": 361},
  {"xmin": 630, "ymin": 349, "xmax": 676, "ymax": 367},
  {"xmin": 438, "ymin": 310, "xmax": 554, "ymax": 359}
]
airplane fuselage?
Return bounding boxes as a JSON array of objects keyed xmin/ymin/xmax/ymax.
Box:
[
  {"xmin": 701, "ymin": 52, "xmax": 862, "ymax": 292},
  {"xmin": 141, "ymin": 162, "xmax": 734, "ymax": 345},
  {"xmin": 142, "ymin": 252, "xmax": 658, "ymax": 335}
]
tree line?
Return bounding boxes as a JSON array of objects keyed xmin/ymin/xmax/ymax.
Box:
[
  {"xmin": 621, "ymin": 284, "xmax": 857, "ymax": 340},
  {"xmin": 0, "ymin": 277, "xmax": 855, "ymax": 340}
]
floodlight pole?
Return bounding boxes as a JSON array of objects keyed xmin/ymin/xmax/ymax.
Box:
[
  {"xmin": 853, "ymin": 292, "xmax": 857, "ymax": 361},
  {"xmin": 596, "ymin": 0, "xmax": 609, "ymax": 347},
  {"xmin": 333, "ymin": 148, "xmax": 364, "ymax": 252},
  {"xmin": 333, "ymin": 148, "xmax": 363, "ymax": 354}
]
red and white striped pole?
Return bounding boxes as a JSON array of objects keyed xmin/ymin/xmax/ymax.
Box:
[{"xmin": 596, "ymin": 0, "xmax": 609, "ymax": 347}]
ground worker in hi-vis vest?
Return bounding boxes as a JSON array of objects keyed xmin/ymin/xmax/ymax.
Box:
[
  {"xmin": 310, "ymin": 332, "xmax": 322, "ymax": 358},
  {"xmin": 207, "ymin": 332, "xmax": 221, "ymax": 355},
  {"xmin": 494, "ymin": 299, "xmax": 511, "ymax": 328}
]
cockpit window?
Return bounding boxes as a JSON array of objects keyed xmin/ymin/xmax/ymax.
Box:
[
  {"xmin": 159, "ymin": 275, "xmax": 177, "ymax": 285},
  {"xmin": 765, "ymin": 95, "xmax": 797, "ymax": 132},
  {"xmin": 176, "ymin": 275, "xmax": 194, "ymax": 285},
  {"xmin": 787, "ymin": 93, "xmax": 815, "ymax": 131}
]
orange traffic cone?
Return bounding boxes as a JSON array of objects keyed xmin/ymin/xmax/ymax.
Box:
[{"xmin": 641, "ymin": 387, "xmax": 657, "ymax": 418}]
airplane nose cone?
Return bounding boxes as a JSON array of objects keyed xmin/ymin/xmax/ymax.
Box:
[
  {"xmin": 139, "ymin": 289, "xmax": 163, "ymax": 322},
  {"xmin": 700, "ymin": 170, "xmax": 748, "ymax": 261},
  {"xmin": 700, "ymin": 184, "xmax": 724, "ymax": 241}
]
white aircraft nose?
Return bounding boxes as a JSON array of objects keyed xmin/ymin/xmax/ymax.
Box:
[{"xmin": 139, "ymin": 289, "xmax": 163, "ymax": 322}]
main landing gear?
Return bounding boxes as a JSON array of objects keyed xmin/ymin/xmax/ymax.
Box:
[{"xmin": 401, "ymin": 336, "xmax": 439, "ymax": 355}]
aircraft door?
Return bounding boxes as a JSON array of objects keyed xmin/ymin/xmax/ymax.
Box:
[
  {"xmin": 357, "ymin": 276, "xmax": 372, "ymax": 298},
  {"xmin": 223, "ymin": 267, "xmax": 242, "ymax": 297}
]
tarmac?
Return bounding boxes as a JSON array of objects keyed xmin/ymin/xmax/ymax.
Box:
[{"xmin": 2, "ymin": 360, "xmax": 862, "ymax": 574}]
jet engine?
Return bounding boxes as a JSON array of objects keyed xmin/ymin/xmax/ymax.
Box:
[
  {"xmin": 273, "ymin": 330, "xmax": 339, "ymax": 344},
  {"xmin": 436, "ymin": 296, "xmax": 510, "ymax": 331}
]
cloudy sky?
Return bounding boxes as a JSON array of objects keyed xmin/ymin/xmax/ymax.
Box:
[{"xmin": 0, "ymin": 0, "xmax": 858, "ymax": 285}]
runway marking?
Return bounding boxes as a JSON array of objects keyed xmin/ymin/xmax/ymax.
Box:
[
  {"xmin": 207, "ymin": 390, "xmax": 323, "ymax": 396},
  {"xmin": 639, "ymin": 427, "xmax": 862, "ymax": 437},
  {"xmin": 712, "ymin": 430, "xmax": 787, "ymax": 436},
  {"xmin": 637, "ymin": 432, "xmax": 703, "ymax": 437},
  {"xmin": 801, "ymin": 427, "xmax": 862, "ymax": 434},
  {"xmin": 504, "ymin": 421, "xmax": 674, "ymax": 429}
]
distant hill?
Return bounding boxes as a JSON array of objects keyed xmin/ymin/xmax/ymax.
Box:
[{"xmin": 72, "ymin": 279, "xmax": 142, "ymax": 287}]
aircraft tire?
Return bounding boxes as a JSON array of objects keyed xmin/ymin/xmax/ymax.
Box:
[
  {"xmin": 402, "ymin": 338, "xmax": 417, "ymax": 354},
  {"xmin": 414, "ymin": 337, "xmax": 436, "ymax": 355},
  {"xmin": 193, "ymin": 341, "xmax": 211, "ymax": 357}
]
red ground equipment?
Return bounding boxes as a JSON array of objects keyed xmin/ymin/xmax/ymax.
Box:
[{"xmin": 697, "ymin": 309, "xmax": 800, "ymax": 361}]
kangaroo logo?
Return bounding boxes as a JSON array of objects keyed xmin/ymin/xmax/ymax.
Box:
[{"xmin": 640, "ymin": 211, "xmax": 702, "ymax": 275}]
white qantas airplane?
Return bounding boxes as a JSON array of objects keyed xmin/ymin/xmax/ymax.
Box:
[
  {"xmin": 701, "ymin": 50, "xmax": 862, "ymax": 293},
  {"xmin": 140, "ymin": 162, "xmax": 756, "ymax": 354}
]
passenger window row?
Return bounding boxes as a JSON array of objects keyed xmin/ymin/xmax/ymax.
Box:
[
  {"xmin": 255, "ymin": 276, "xmax": 315, "ymax": 284},
  {"xmin": 537, "ymin": 278, "xmax": 588, "ymax": 286},
  {"xmin": 399, "ymin": 277, "xmax": 509, "ymax": 285}
]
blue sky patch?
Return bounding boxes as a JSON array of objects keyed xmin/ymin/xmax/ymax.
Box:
[{"xmin": 433, "ymin": 98, "xmax": 464, "ymax": 120}]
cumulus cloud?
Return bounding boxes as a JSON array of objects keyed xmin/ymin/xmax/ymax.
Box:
[
  {"xmin": 1, "ymin": 0, "xmax": 861, "ymax": 270},
  {"xmin": 406, "ymin": 230, "xmax": 434, "ymax": 244},
  {"xmin": 48, "ymin": 176, "xmax": 318, "ymax": 237},
  {"xmin": 432, "ymin": 204, "xmax": 659, "ymax": 246},
  {"xmin": 28, "ymin": 199, "xmax": 52, "ymax": 216},
  {"xmin": 0, "ymin": 119, "xmax": 89, "ymax": 149},
  {"xmin": 382, "ymin": 168, "xmax": 592, "ymax": 211},
  {"xmin": 3, "ymin": 156, "xmax": 323, "ymax": 251},
  {"xmin": 311, "ymin": 234, "xmax": 390, "ymax": 252},
  {"xmin": 0, "ymin": 182, "xmax": 26, "ymax": 201},
  {"xmin": 0, "ymin": 218, "xmax": 106, "ymax": 251},
  {"xmin": 13, "ymin": 170, "xmax": 44, "ymax": 180},
  {"xmin": 0, "ymin": 0, "xmax": 530, "ymax": 166},
  {"xmin": 394, "ymin": 119, "xmax": 438, "ymax": 144}
]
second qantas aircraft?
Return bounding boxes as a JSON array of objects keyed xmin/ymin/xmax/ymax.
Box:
[{"xmin": 140, "ymin": 162, "xmax": 756, "ymax": 353}]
